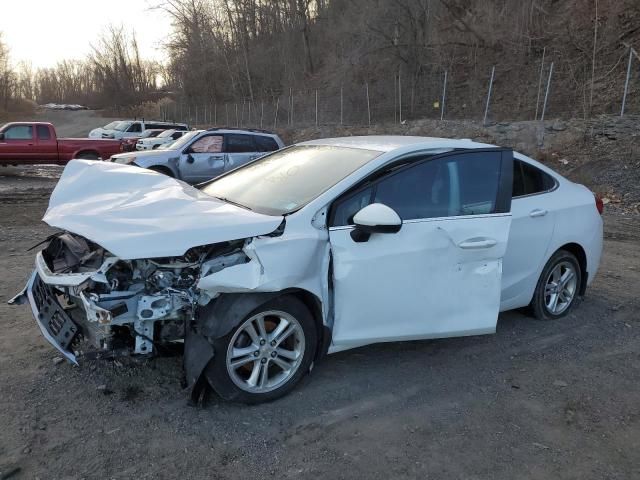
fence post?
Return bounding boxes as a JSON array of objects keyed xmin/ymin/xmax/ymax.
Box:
[
  {"xmin": 235, "ymin": 103, "xmax": 239, "ymax": 126},
  {"xmin": 366, "ymin": 83, "xmax": 371, "ymax": 126},
  {"xmin": 260, "ymin": 101, "xmax": 264, "ymax": 129},
  {"xmin": 196, "ymin": 105, "xmax": 199, "ymax": 125},
  {"xmin": 535, "ymin": 47, "xmax": 546, "ymax": 120},
  {"xmin": 274, "ymin": 97, "xmax": 279, "ymax": 129},
  {"xmin": 483, "ymin": 66, "xmax": 495, "ymax": 125},
  {"xmin": 540, "ymin": 61, "xmax": 554, "ymax": 122},
  {"xmin": 398, "ymin": 70, "xmax": 402, "ymax": 123},
  {"xmin": 621, "ymin": 48, "xmax": 634, "ymax": 116},
  {"xmin": 315, "ymin": 90, "xmax": 319, "ymax": 126},
  {"xmin": 248, "ymin": 102, "xmax": 252, "ymax": 126},
  {"xmin": 440, "ymin": 70, "xmax": 447, "ymax": 121},
  {"xmin": 214, "ymin": 104, "xmax": 217, "ymax": 125},
  {"xmin": 394, "ymin": 73, "xmax": 397, "ymax": 123},
  {"xmin": 289, "ymin": 88, "xmax": 293, "ymax": 126},
  {"xmin": 340, "ymin": 85, "xmax": 344, "ymax": 125}
]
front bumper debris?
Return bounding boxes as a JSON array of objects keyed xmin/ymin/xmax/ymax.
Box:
[{"xmin": 9, "ymin": 271, "xmax": 79, "ymax": 364}]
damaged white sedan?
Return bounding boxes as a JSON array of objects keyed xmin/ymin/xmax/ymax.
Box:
[{"xmin": 10, "ymin": 136, "xmax": 603, "ymax": 404}]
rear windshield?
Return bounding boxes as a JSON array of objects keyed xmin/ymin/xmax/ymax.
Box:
[{"xmin": 201, "ymin": 145, "xmax": 381, "ymax": 215}]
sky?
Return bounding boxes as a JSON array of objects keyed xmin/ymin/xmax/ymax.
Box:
[{"xmin": 0, "ymin": 0, "xmax": 173, "ymax": 68}]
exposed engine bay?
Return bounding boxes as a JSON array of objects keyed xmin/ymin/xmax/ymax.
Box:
[{"xmin": 39, "ymin": 232, "xmax": 249, "ymax": 359}]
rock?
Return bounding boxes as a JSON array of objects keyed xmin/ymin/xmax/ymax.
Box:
[
  {"xmin": 553, "ymin": 380, "xmax": 568, "ymax": 387},
  {"xmin": 97, "ymin": 384, "xmax": 107, "ymax": 391},
  {"xmin": 52, "ymin": 357, "xmax": 64, "ymax": 365},
  {"xmin": 552, "ymin": 120, "xmax": 567, "ymax": 131}
]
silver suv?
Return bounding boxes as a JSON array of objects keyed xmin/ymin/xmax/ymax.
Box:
[{"xmin": 110, "ymin": 128, "xmax": 285, "ymax": 184}]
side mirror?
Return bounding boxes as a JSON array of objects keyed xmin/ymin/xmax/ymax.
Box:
[
  {"xmin": 186, "ymin": 153, "xmax": 195, "ymax": 163},
  {"xmin": 0, "ymin": 132, "xmax": 4, "ymax": 141},
  {"xmin": 351, "ymin": 203, "xmax": 402, "ymax": 242}
]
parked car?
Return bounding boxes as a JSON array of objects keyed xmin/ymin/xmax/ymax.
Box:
[
  {"xmin": 110, "ymin": 128, "xmax": 285, "ymax": 183},
  {"xmin": 136, "ymin": 129, "xmax": 186, "ymax": 151},
  {"xmin": 89, "ymin": 120, "xmax": 189, "ymax": 140},
  {"xmin": 41, "ymin": 103, "xmax": 89, "ymax": 111},
  {"xmin": 121, "ymin": 129, "xmax": 165, "ymax": 152},
  {"xmin": 0, "ymin": 122, "xmax": 123, "ymax": 165},
  {"xmin": 10, "ymin": 136, "xmax": 603, "ymax": 404}
]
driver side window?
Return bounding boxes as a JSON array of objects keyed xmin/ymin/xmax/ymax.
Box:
[
  {"xmin": 3, "ymin": 125, "xmax": 33, "ymax": 140},
  {"xmin": 330, "ymin": 151, "xmax": 504, "ymax": 227},
  {"xmin": 190, "ymin": 135, "xmax": 223, "ymax": 153}
]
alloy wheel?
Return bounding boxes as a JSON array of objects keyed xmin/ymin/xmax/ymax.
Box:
[
  {"xmin": 544, "ymin": 261, "xmax": 578, "ymax": 315},
  {"xmin": 226, "ymin": 310, "xmax": 305, "ymax": 394}
]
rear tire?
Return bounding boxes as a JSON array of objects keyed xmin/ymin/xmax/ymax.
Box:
[
  {"xmin": 204, "ymin": 295, "xmax": 317, "ymax": 404},
  {"xmin": 531, "ymin": 250, "xmax": 582, "ymax": 320},
  {"xmin": 75, "ymin": 151, "xmax": 99, "ymax": 160}
]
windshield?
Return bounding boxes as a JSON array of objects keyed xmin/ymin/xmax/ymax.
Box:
[
  {"xmin": 103, "ymin": 121, "xmax": 119, "ymax": 130},
  {"xmin": 162, "ymin": 130, "xmax": 200, "ymax": 150},
  {"xmin": 113, "ymin": 121, "xmax": 132, "ymax": 131},
  {"xmin": 157, "ymin": 129, "xmax": 175, "ymax": 138},
  {"xmin": 201, "ymin": 145, "xmax": 381, "ymax": 215}
]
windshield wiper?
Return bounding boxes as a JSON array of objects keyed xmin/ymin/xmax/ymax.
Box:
[{"xmin": 213, "ymin": 196, "xmax": 252, "ymax": 211}]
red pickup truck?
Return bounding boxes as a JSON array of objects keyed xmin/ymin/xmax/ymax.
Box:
[{"xmin": 0, "ymin": 122, "xmax": 123, "ymax": 165}]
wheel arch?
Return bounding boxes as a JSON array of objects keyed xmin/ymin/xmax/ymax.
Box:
[
  {"xmin": 147, "ymin": 164, "xmax": 175, "ymax": 177},
  {"xmin": 197, "ymin": 289, "xmax": 329, "ymax": 359},
  {"xmin": 185, "ymin": 289, "xmax": 329, "ymax": 397},
  {"xmin": 554, "ymin": 242, "xmax": 588, "ymax": 296},
  {"xmin": 74, "ymin": 149, "xmax": 100, "ymax": 160}
]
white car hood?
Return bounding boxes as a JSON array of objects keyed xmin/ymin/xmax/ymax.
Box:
[{"xmin": 43, "ymin": 160, "xmax": 284, "ymax": 259}]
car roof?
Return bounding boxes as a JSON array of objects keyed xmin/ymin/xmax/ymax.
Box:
[
  {"xmin": 297, "ymin": 135, "xmax": 495, "ymax": 153},
  {"xmin": 206, "ymin": 127, "xmax": 278, "ymax": 137}
]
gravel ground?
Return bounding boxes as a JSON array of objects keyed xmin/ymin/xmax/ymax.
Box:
[{"xmin": 0, "ymin": 161, "xmax": 639, "ymax": 479}]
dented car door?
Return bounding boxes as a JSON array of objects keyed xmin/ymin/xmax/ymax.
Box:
[
  {"xmin": 328, "ymin": 150, "xmax": 514, "ymax": 350},
  {"xmin": 179, "ymin": 134, "xmax": 226, "ymax": 183}
]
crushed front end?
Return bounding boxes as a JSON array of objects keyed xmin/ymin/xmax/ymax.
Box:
[{"xmin": 10, "ymin": 232, "xmax": 247, "ymax": 363}]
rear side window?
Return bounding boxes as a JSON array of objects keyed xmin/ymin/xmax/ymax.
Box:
[
  {"xmin": 254, "ymin": 135, "xmax": 279, "ymax": 152},
  {"xmin": 37, "ymin": 125, "xmax": 51, "ymax": 140},
  {"xmin": 225, "ymin": 134, "xmax": 256, "ymax": 153},
  {"xmin": 3, "ymin": 125, "xmax": 33, "ymax": 140},
  {"xmin": 513, "ymin": 160, "xmax": 556, "ymax": 197},
  {"xmin": 127, "ymin": 123, "xmax": 142, "ymax": 133},
  {"xmin": 331, "ymin": 151, "xmax": 505, "ymax": 226}
]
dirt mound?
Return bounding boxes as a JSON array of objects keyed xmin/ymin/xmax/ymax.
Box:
[{"xmin": 279, "ymin": 115, "xmax": 640, "ymax": 214}]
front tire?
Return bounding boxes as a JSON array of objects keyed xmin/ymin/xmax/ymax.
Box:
[
  {"xmin": 531, "ymin": 250, "xmax": 582, "ymax": 320},
  {"xmin": 204, "ymin": 295, "xmax": 317, "ymax": 404}
]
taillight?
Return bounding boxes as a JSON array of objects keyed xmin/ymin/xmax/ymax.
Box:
[{"xmin": 594, "ymin": 194, "xmax": 604, "ymax": 215}]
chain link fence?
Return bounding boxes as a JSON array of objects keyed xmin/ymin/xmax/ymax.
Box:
[{"xmin": 160, "ymin": 49, "xmax": 640, "ymax": 129}]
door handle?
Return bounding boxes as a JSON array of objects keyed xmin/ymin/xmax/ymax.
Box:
[
  {"xmin": 458, "ymin": 237, "xmax": 498, "ymax": 249},
  {"xmin": 529, "ymin": 209, "xmax": 548, "ymax": 218}
]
